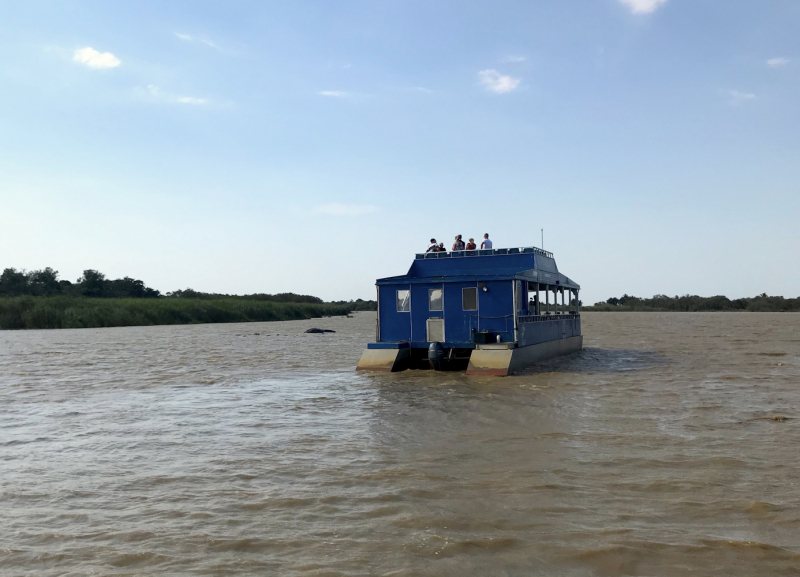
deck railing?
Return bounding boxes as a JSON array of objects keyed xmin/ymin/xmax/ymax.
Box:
[
  {"xmin": 517, "ymin": 313, "xmax": 580, "ymax": 323},
  {"xmin": 416, "ymin": 246, "xmax": 553, "ymax": 260}
]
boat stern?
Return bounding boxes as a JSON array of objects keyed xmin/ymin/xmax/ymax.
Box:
[{"xmin": 356, "ymin": 343, "xmax": 410, "ymax": 372}]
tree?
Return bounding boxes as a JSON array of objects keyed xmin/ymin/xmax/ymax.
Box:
[
  {"xmin": 0, "ymin": 268, "xmax": 29, "ymax": 295},
  {"xmin": 78, "ymin": 269, "xmax": 107, "ymax": 297},
  {"xmin": 109, "ymin": 277, "xmax": 160, "ymax": 298},
  {"xmin": 29, "ymin": 268, "xmax": 61, "ymax": 296}
]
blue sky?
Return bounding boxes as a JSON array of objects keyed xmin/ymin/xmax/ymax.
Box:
[{"xmin": 1, "ymin": 0, "xmax": 798, "ymax": 304}]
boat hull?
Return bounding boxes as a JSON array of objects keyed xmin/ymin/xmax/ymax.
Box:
[
  {"xmin": 466, "ymin": 335, "xmax": 583, "ymax": 376},
  {"xmin": 356, "ymin": 348, "xmax": 410, "ymax": 372},
  {"xmin": 356, "ymin": 335, "xmax": 582, "ymax": 376}
]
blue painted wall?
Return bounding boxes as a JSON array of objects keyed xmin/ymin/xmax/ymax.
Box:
[
  {"xmin": 379, "ymin": 279, "xmax": 517, "ymax": 346},
  {"xmin": 475, "ymin": 280, "xmax": 515, "ymax": 343},
  {"xmin": 410, "ymin": 283, "xmax": 443, "ymax": 343},
  {"xmin": 443, "ymin": 282, "xmax": 477, "ymax": 343},
  {"xmin": 379, "ymin": 280, "xmax": 582, "ymax": 348},
  {"xmin": 407, "ymin": 252, "xmax": 538, "ymax": 278},
  {"xmin": 378, "ymin": 283, "xmax": 411, "ymax": 343}
]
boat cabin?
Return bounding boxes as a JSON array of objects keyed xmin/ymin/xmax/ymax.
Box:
[{"xmin": 357, "ymin": 246, "xmax": 583, "ymax": 375}]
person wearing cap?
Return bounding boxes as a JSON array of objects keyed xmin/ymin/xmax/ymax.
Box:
[
  {"xmin": 452, "ymin": 235, "xmax": 465, "ymax": 251},
  {"xmin": 426, "ymin": 238, "xmax": 438, "ymax": 253}
]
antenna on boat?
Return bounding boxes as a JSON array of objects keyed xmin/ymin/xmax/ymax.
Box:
[{"xmin": 541, "ymin": 228, "xmax": 544, "ymax": 250}]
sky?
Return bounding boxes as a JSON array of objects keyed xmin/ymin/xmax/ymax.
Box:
[{"xmin": 0, "ymin": 0, "xmax": 798, "ymax": 304}]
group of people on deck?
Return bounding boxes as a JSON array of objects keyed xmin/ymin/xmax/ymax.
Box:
[{"xmin": 426, "ymin": 233, "xmax": 492, "ymax": 253}]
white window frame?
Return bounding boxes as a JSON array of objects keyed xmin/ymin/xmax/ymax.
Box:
[
  {"xmin": 428, "ymin": 288, "xmax": 443, "ymax": 311},
  {"xmin": 396, "ymin": 289, "xmax": 410, "ymax": 312}
]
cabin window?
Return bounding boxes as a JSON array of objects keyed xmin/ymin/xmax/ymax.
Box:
[
  {"xmin": 396, "ymin": 290, "xmax": 410, "ymax": 312},
  {"xmin": 428, "ymin": 288, "xmax": 443, "ymax": 311},
  {"xmin": 462, "ymin": 287, "xmax": 477, "ymax": 311}
]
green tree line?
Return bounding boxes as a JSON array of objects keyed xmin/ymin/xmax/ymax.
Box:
[
  {"xmin": 584, "ymin": 293, "xmax": 800, "ymax": 312},
  {"xmin": 165, "ymin": 288, "xmax": 324, "ymax": 303},
  {"xmin": 0, "ymin": 267, "xmax": 162, "ymax": 298},
  {"xmin": 0, "ymin": 296, "xmax": 354, "ymax": 330},
  {"xmin": 1, "ymin": 267, "xmax": 329, "ymax": 303},
  {"xmin": 0, "ymin": 267, "xmax": 376, "ymax": 330},
  {"xmin": 329, "ymin": 299, "xmax": 378, "ymax": 311}
]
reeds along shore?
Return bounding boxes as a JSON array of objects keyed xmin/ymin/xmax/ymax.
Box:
[
  {"xmin": 0, "ymin": 296, "xmax": 354, "ymax": 330},
  {"xmin": 582, "ymin": 293, "xmax": 800, "ymax": 312}
]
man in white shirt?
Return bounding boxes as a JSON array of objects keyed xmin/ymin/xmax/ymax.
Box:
[
  {"xmin": 480, "ymin": 233, "xmax": 493, "ymax": 249},
  {"xmin": 426, "ymin": 238, "xmax": 438, "ymax": 252}
]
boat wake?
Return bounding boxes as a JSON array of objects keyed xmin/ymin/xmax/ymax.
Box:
[{"xmin": 520, "ymin": 347, "xmax": 667, "ymax": 374}]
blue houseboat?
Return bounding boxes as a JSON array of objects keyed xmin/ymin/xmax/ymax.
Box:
[{"xmin": 356, "ymin": 246, "xmax": 582, "ymax": 376}]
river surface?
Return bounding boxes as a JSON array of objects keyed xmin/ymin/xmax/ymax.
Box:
[{"xmin": 1, "ymin": 312, "xmax": 799, "ymax": 576}]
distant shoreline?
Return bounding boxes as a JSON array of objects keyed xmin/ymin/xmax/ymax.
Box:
[
  {"xmin": 0, "ymin": 296, "xmax": 356, "ymax": 330},
  {"xmin": 580, "ymin": 307, "xmax": 798, "ymax": 313},
  {"xmin": 581, "ymin": 294, "xmax": 799, "ymax": 313}
]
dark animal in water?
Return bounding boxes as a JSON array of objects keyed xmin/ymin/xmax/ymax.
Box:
[{"xmin": 305, "ymin": 328, "xmax": 336, "ymax": 334}]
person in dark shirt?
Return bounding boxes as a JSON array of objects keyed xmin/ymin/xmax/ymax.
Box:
[{"xmin": 437, "ymin": 242, "xmax": 446, "ymax": 252}]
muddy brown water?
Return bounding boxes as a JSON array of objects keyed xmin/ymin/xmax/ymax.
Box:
[{"xmin": 1, "ymin": 312, "xmax": 799, "ymax": 576}]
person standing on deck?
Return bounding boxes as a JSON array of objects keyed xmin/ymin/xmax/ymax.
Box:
[
  {"xmin": 452, "ymin": 235, "xmax": 465, "ymax": 251},
  {"xmin": 426, "ymin": 239, "xmax": 438, "ymax": 252},
  {"xmin": 480, "ymin": 233, "xmax": 493, "ymax": 249}
]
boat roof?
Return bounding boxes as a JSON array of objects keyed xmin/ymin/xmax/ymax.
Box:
[{"xmin": 376, "ymin": 246, "xmax": 580, "ymax": 290}]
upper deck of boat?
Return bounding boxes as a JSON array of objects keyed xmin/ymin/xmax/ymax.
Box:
[
  {"xmin": 414, "ymin": 246, "xmax": 553, "ymax": 260},
  {"xmin": 376, "ymin": 245, "xmax": 579, "ymax": 290}
]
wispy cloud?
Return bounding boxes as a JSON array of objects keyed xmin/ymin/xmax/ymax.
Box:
[
  {"xmin": 144, "ymin": 84, "xmax": 209, "ymax": 105},
  {"xmin": 502, "ymin": 55, "xmax": 527, "ymax": 63},
  {"xmin": 478, "ymin": 69, "xmax": 520, "ymax": 94},
  {"xmin": 618, "ymin": 0, "xmax": 669, "ymax": 14},
  {"xmin": 175, "ymin": 32, "xmax": 221, "ymax": 50},
  {"xmin": 176, "ymin": 96, "xmax": 208, "ymax": 105},
  {"xmin": 319, "ymin": 91, "xmax": 348, "ymax": 98},
  {"xmin": 767, "ymin": 57, "xmax": 790, "ymax": 69},
  {"xmin": 729, "ymin": 90, "xmax": 756, "ymax": 104},
  {"xmin": 410, "ymin": 86, "xmax": 433, "ymax": 94},
  {"xmin": 73, "ymin": 47, "xmax": 120, "ymax": 69},
  {"xmin": 326, "ymin": 62, "xmax": 353, "ymax": 71},
  {"xmin": 314, "ymin": 203, "xmax": 378, "ymax": 216}
]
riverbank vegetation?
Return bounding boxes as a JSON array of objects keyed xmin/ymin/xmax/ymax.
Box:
[
  {"xmin": 0, "ymin": 296, "xmax": 354, "ymax": 330},
  {"xmin": 330, "ymin": 299, "xmax": 378, "ymax": 311},
  {"xmin": 583, "ymin": 294, "xmax": 800, "ymax": 312},
  {"xmin": 0, "ymin": 267, "xmax": 327, "ymax": 302},
  {"xmin": 0, "ymin": 267, "xmax": 365, "ymax": 330}
]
